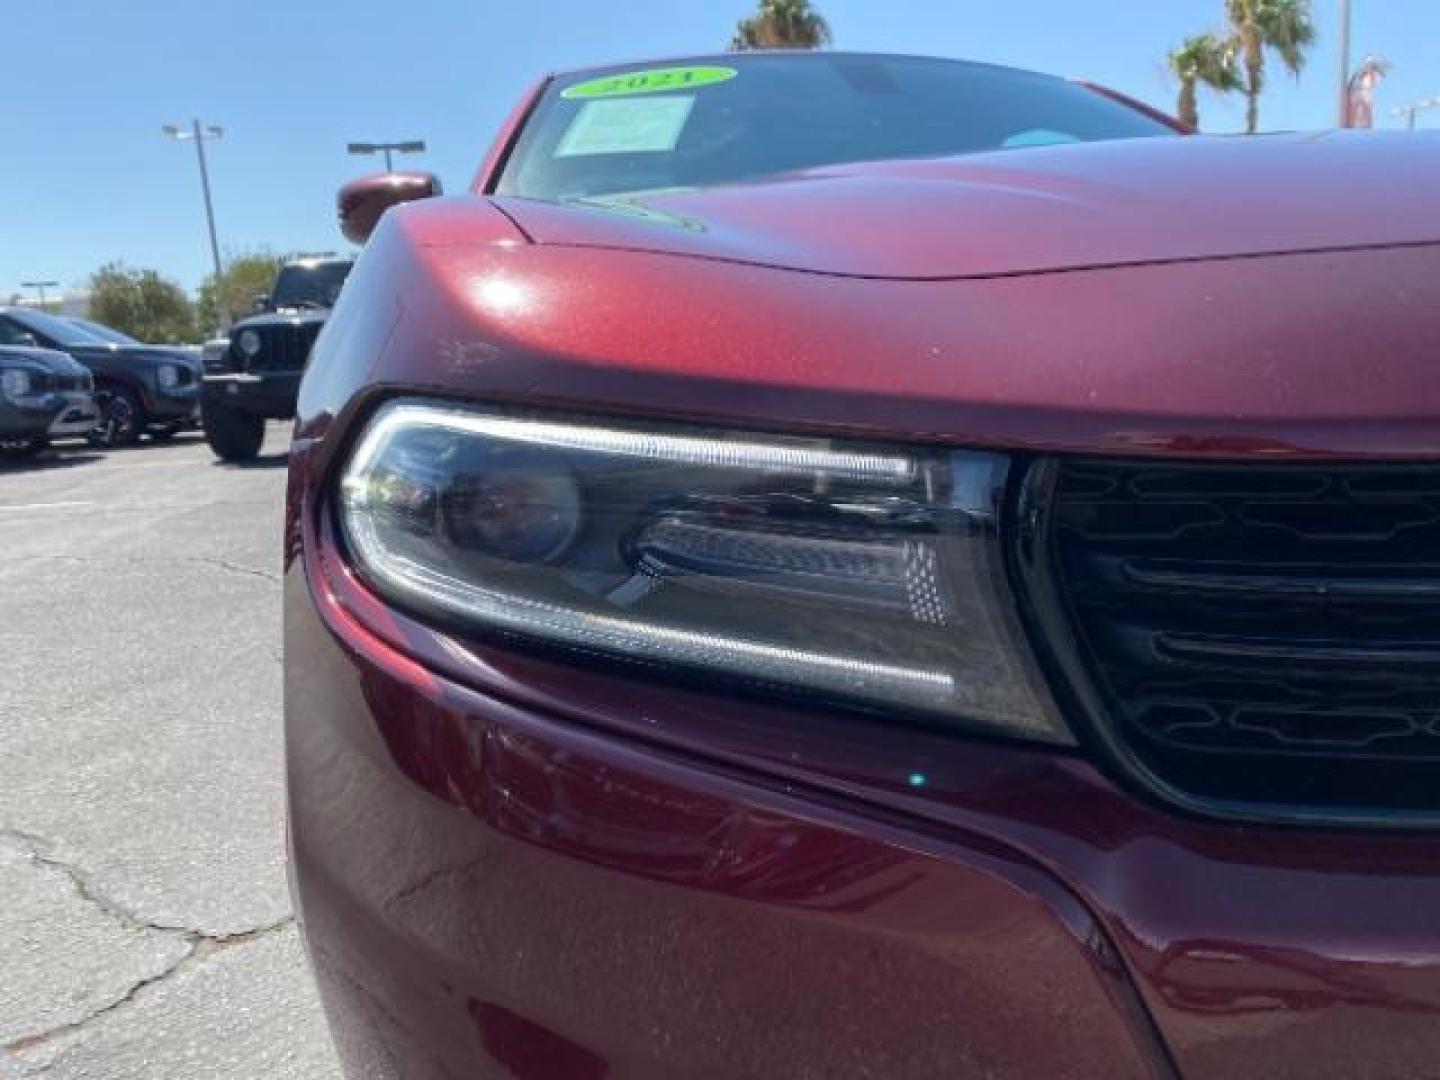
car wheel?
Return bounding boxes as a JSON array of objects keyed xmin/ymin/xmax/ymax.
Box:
[
  {"xmin": 202, "ymin": 399, "xmax": 266, "ymax": 461},
  {"xmin": 0, "ymin": 436, "xmax": 45, "ymax": 461},
  {"xmin": 88, "ymin": 386, "xmax": 143, "ymax": 448}
]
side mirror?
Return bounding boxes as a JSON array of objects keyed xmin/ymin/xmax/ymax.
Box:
[
  {"xmin": 337, "ymin": 172, "xmax": 442, "ymax": 244},
  {"xmin": 251, "ymin": 294, "xmax": 272, "ymax": 313}
]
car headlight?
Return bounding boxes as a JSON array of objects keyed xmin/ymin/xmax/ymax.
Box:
[
  {"xmin": 237, "ymin": 330, "xmax": 262, "ymax": 359},
  {"xmin": 1, "ymin": 369, "xmax": 32, "ymax": 400},
  {"xmin": 156, "ymin": 363, "xmax": 180, "ymax": 389},
  {"xmin": 337, "ymin": 400, "xmax": 1068, "ymax": 743}
]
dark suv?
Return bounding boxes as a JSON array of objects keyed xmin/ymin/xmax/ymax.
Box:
[
  {"xmin": 0, "ymin": 308, "xmax": 201, "ymax": 447},
  {"xmin": 201, "ymin": 255, "xmax": 353, "ymax": 461},
  {"xmin": 0, "ymin": 344, "xmax": 98, "ymax": 458}
]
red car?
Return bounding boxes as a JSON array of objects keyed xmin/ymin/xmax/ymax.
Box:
[{"xmin": 286, "ymin": 52, "xmax": 1440, "ymax": 1078}]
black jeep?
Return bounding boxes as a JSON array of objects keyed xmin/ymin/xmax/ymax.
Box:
[{"xmin": 201, "ymin": 255, "xmax": 353, "ymax": 461}]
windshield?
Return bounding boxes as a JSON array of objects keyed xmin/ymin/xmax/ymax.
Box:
[
  {"xmin": 272, "ymin": 261, "xmax": 353, "ymax": 309},
  {"xmin": 8, "ymin": 308, "xmax": 111, "ymax": 347},
  {"xmin": 68, "ymin": 317, "xmax": 139, "ymax": 345},
  {"xmin": 498, "ymin": 53, "xmax": 1174, "ymax": 201}
]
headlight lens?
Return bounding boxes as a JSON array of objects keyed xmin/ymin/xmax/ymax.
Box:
[
  {"xmin": 1, "ymin": 369, "xmax": 32, "ymax": 400},
  {"xmin": 237, "ymin": 330, "xmax": 262, "ymax": 358},
  {"xmin": 338, "ymin": 400, "xmax": 1067, "ymax": 743},
  {"xmin": 156, "ymin": 363, "xmax": 180, "ymax": 389}
]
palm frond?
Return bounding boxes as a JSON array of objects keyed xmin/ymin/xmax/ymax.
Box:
[
  {"xmin": 729, "ymin": 0, "xmax": 831, "ymax": 50},
  {"xmin": 1169, "ymin": 32, "xmax": 1242, "ymax": 92},
  {"xmin": 1257, "ymin": 0, "xmax": 1317, "ymax": 78}
]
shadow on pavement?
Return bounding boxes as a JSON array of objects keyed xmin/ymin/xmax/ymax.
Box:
[
  {"xmin": 96, "ymin": 431, "xmax": 208, "ymax": 455},
  {"xmin": 0, "ymin": 451, "xmax": 106, "ymax": 474},
  {"xmin": 1, "ymin": 430, "xmax": 213, "ymax": 473},
  {"xmin": 213, "ymin": 452, "xmax": 290, "ymax": 470}
]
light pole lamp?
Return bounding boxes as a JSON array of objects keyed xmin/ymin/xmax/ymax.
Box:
[
  {"xmin": 1393, "ymin": 96, "xmax": 1440, "ymax": 130},
  {"xmin": 347, "ymin": 140, "xmax": 426, "ymax": 173},
  {"xmin": 163, "ymin": 120, "xmax": 226, "ymax": 299},
  {"xmin": 21, "ymin": 279, "xmax": 60, "ymax": 311}
]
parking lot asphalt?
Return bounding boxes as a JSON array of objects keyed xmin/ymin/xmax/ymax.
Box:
[{"xmin": 0, "ymin": 429, "xmax": 341, "ymax": 1078}]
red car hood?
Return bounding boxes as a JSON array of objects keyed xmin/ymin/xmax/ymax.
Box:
[{"xmin": 494, "ymin": 130, "xmax": 1440, "ymax": 279}]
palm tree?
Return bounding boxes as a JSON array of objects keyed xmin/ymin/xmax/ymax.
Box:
[
  {"xmin": 1225, "ymin": 0, "xmax": 1317, "ymax": 133},
  {"xmin": 731, "ymin": 0, "xmax": 832, "ymax": 50},
  {"xmin": 1168, "ymin": 33, "xmax": 1242, "ymax": 130}
]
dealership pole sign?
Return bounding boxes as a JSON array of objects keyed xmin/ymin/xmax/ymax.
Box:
[{"xmin": 1345, "ymin": 56, "xmax": 1390, "ymax": 129}]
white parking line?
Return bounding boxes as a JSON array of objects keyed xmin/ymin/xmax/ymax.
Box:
[{"xmin": 0, "ymin": 500, "xmax": 95, "ymax": 512}]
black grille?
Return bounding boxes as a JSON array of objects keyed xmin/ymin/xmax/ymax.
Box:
[
  {"xmin": 1041, "ymin": 461, "xmax": 1440, "ymax": 821},
  {"xmin": 233, "ymin": 322, "xmax": 322, "ymax": 372},
  {"xmin": 26, "ymin": 371, "xmax": 91, "ymax": 393}
]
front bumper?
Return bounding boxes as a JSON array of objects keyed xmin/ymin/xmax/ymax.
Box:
[
  {"xmin": 142, "ymin": 383, "xmax": 201, "ymax": 424},
  {"xmin": 287, "ymin": 495, "xmax": 1440, "ymax": 1080},
  {"xmin": 287, "ymin": 569, "xmax": 1166, "ymax": 1079},
  {"xmin": 47, "ymin": 393, "xmax": 100, "ymax": 436},
  {"xmin": 0, "ymin": 392, "xmax": 97, "ymax": 440},
  {"xmin": 203, "ymin": 371, "xmax": 301, "ymax": 419}
]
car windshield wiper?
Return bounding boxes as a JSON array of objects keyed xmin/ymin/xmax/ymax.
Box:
[{"xmin": 278, "ymin": 298, "xmax": 327, "ymax": 311}]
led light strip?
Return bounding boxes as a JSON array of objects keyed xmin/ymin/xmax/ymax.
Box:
[
  {"xmin": 343, "ymin": 509, "xmax": 958, "ymax": 710},
  {"xmin": 347, "ymin": 403, "xmax": 918, "ymax": 486}
]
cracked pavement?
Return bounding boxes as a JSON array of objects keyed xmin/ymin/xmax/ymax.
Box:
[{"xmin": 0, "ymin": 430, "xmax": 341, "ymax": 1077}]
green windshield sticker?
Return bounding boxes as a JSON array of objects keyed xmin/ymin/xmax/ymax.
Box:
[
  {"xmin": 561, "ymin": 65, "xmax": 737, "ymax": 100},
  {"xmin": 555, "ymin": 96, "xmax": 695, "ymax": 157}
]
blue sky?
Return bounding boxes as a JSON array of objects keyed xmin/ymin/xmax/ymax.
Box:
[{"xmin": 4, "ymin": 0, "xmax": 1435, "ymax": 299}]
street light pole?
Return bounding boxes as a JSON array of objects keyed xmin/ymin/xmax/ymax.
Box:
[
  {"xmin": 346, "ymin": 140, "xmax": 427, "ymax": 174},
  {"xmin": 1337, "ymin": 0, "xmax": 1352, "ymax": 127},
  {"xmin": 1393, "ymin": 96, "xmax": 1440, "ymax": 130},
  {"xmin": 163, "ymin": 119, "xmax": 225, "ymax": 303},
  {"xmin": 189, "ymin": 119, "xmax": 224, "ymax": 290}
]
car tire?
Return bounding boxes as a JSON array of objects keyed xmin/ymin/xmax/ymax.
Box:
[
  {"xmin": 202, "ymin": 399, "xmax": 266, "ymax": 461},
  {"xmin": 0, "ymin": 436, "xmax": 45, "ymax": 461},
  {"xmin": 88, "ymin": 385, "xmax": 143, "ymax": 448}
]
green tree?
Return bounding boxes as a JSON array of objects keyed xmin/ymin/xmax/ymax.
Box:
[
  {"xmin": 87, "ymin": 263, "xmax": 198, "ymax": 344},
  {"xmin": 731, "ymin": 0, "xmax": 831, "ymax": 49},
  {"xmin": 196, "ymin": 251, "xmax": 284, "ymax": 332},
  {"xmin": 1168, "ymin": 32, "xmax": 1242, "ymax": 130},
  {"xmin": 1225, "ymin": 0, "xmax": 1316, "ymax": 133}
]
